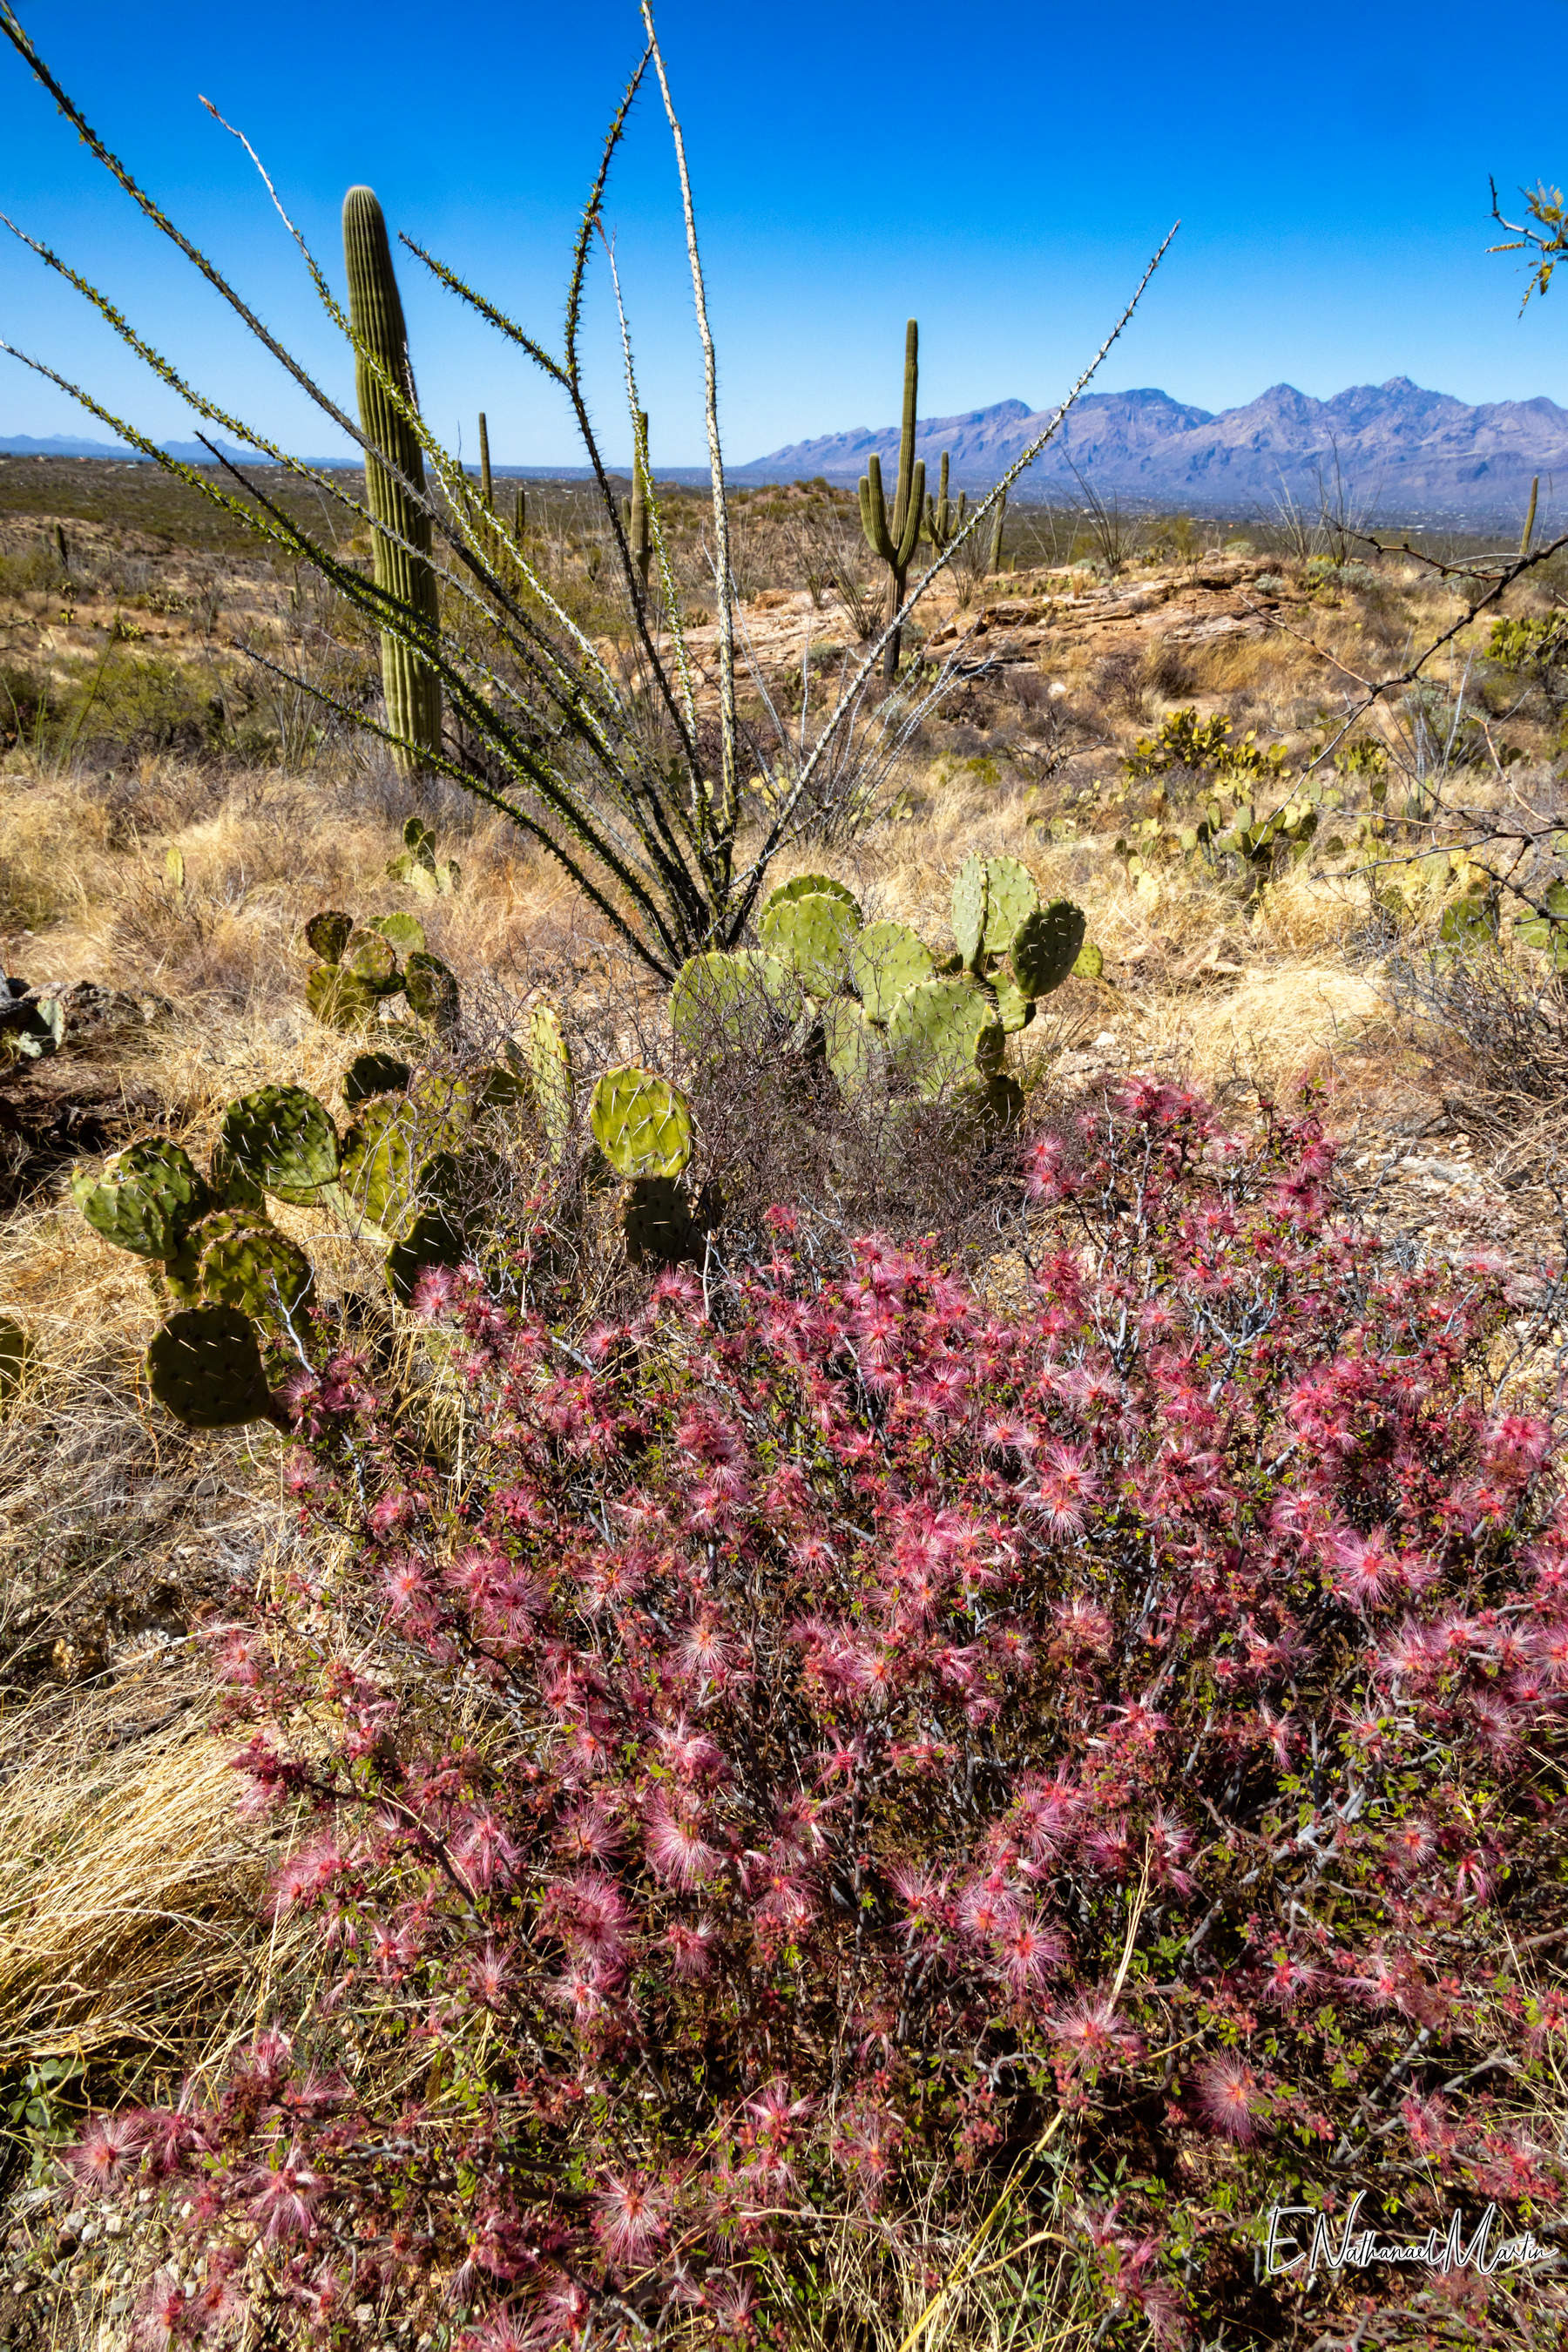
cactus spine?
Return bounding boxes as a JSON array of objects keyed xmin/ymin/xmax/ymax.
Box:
[
  {"xmin": 858, "ymin": 321, "xmax": 926, "ymax": 680},
  {"xmin": 924, "ymin": 451, "xmax": 966, "ymax": 556},
  {"xmin": 478, "ymin": 411, "xmax": 493, "ymax": 511},
  {"xmin": 342, "ymin": 186, "xmax": 442, "ymax": 774},
  {"xmin": 987, "ymin": 488, "xmax": 1008, "ymax": 575}
]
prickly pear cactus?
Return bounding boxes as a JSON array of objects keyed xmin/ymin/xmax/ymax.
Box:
[
  {"xmin": 590, "ymin": 1067, "xmax": 693, "ymax": 1182},
  {"xmin": 889, "ymin": 977, "xmax": 1003, "ymax": 1098},
  {"xmin": 388, "ymin": 815, "xmax": 461, "ymax": 896},
  {"xmin": 305, "ymin": 910, "xmax": 354, "ymax": 963},
  {"xmin": 146, "ymin": 1305, "xmax": 277, "ymax": 1429},
  {"xmin": 951, "ymin": 855, "xmax": 989, "ymax": 970},
  {"xmin": 367, "ymin": 911, "xmax": 426, "ymax": 956},
  {"xmin": 670, "ymin": 950, "xmax": 801, "ymax": 1057},
  {"xmin": 340, "ymin": 1099, "xmax": 420, "ymax": 1232},
  {"xmin": 622, "ymin": 1175, "xmax": 699, "ymax": 1268},
  {"xmin": 993, "ymin": 976, "xmax": 1036, "ymax": 1035},
  {"xmin": 848, "ymin": 921, "xmax": 936, "ymax": 1024},
  {"xmin": 71, "ymin": 1139, "xmax": 211, "ymax": 1261},
  {"xmin": 386, "ymin": 1208, "xmax": 466, "ymax": 1305},
  {"xmin": 343, "ymin": 1050, "xmax": 412, "ymax": 1106},
  {"xmin": 193, "ymin": 1211, "xmax": 314, "ymax": 1325},
  {"xmin": 208, "ymin": 1137, "xmax": 268, "ymax": 1216},
  {"xmin": 341, "ymin": 929, "xmax": 402, "ymax": 994},
  {"xmin": 526, "ymin": 1002, "xmax": 573, "ymax": 1159},
  {"xmin": 822, "ymin": 997, "xmax": 887, "ymax": 1099},
  {"xmin": 306, "ymin": 963, "xmax": 379, "ymax": 1031},
  {"xmin": 760, "ymin": 890, "xmax": 860, "ymax": 999},
  {"xmin": 219, "ymin": 1087, "xmax": 339, "ymax": 1206},
  {"xmin": 1010, "ymin": 900, "xmax": 1086, "ymax": 999},
  {"xmin": 0, "ymin": 1316, "xmax": 30, "ymax": 1409},
  {"xmin": 979, "ymin": 855, "xmax": 1039, "ymax": 954},
  {"xmin": 403, "ymin": 951, "xmax": 460, "ymax": 1032},
  {"xmin": 760, "ymin": 873, "xmax": 862, "ymax": 923}
]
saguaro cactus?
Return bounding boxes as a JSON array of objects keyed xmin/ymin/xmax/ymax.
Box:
[
  {"xmin": 478, "ymin": 411, "xmax": 494, "ymax": 511},
  {"xmin": 924, "ymin": 451, "xmax": 967, "ymax": 557},
  {"xmin": 859, "ymin": 320, "xmax": 926, "ymax": 680},
  {"xmin": 625, "ymin": 409, "xmax": 652, "ymax": 591},
  {"xmin": 342, "ymin": 186, "xmax": 443, "ymax": 774},
  {"xmin": 987, "ymin": 487, "xmax": 1008, "ymax": 575}
]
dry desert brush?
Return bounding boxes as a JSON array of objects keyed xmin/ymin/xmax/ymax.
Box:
[{"xmin": 0, "ymin": 2, "xmax": 1171, "ymax": 976}]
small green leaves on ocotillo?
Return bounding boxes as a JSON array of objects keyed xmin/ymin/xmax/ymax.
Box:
[
  {"xmin": 760, "ymin": 891, "xmax": 860, "ymax": 999},
  {"xmin": 341, "ymin": 929, "xmax": 402, "ymax": 994},
  {"xmin": 590, "ymin": 1067, "xmax": 693, "ymax": 1181},
  {"xmin": 193, "ymin": 1211, "xmax": 314, "ymax": 1325},
  {"xmin": 367, "ymin": 911, "xmax": 426, "ymax": 956},
  {"xmin": 980, "ymin": 856, "xmax": 1039, "ymax": 954},
  {"xmin": 403, "ymin": 951, "xmax": 460, "ymax": 1032},
  {"xmin": 822, "ymin": 997, "xmax": 887, "ymax": 1099},
  {"xmin": 759, "ymin": 873, "xmax": 862, "ymax": 925},
  {"xmin": 147, "ymin": 1304, "xmax": 278, "ymax": 1429},
  {"xmin": 670, "ymin": 952, "xmax": 802, "ymax": 1057},
  {"xmin": 386, "ymin": 1207, "xmax": 466, "ymax": 1306},
  {"xmin": 305, "ymin": 910, "xmax": 354, "ymax": 963},
  {"xmin": 951, "ymin": 855, "xmax": 989, "ymax": 970},
  {"xmin": 306, "ymin": 963, "xmax": 379, "ymax": 1031},
  {"xmin": 71, "ymin": 1139, "xmax": 211, "ymax": 1260},
  {"xmin": 848, "ymin": 921, "xmax": 936, "ymax": 1024},
  {"xmin": 622, "ymin": 1176, "xmax": 698, "ymax": 1268},
  {"xmin": 889, "ymin": 977, "xmax": 1003, "ymax": 1098},
  {"xmin": 1010, "ymin": 900, "xmax": 1086, "ymax": 999},
  {"xmin": 219, "ymin": 1086, "xmax": 339, "ymax": 1206},
  {"xmin": 343, "ymin": 1050, "xmax": 412, "ymax": 1106}
]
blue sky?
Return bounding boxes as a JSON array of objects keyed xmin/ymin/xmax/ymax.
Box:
[{"xmin": 2, "ymin": 0, "xmax": 1566, "ymax": 466}]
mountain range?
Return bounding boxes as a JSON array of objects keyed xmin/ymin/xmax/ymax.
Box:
[{"xmin": 739, "ymin": 378, "xmax": 1568, "ymax": 523}]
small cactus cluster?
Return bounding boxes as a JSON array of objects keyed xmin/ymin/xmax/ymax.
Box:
[
  {"xmin": 386, "ymin": 814, "xmax": 462, "ymax": 897},
  {"xmin": 68, "ymin": 1062, "xmax": 512, "ymax": 1427},
  {"xmin": 1, "ymin": 964, "xmax": 64, "ymax": 1062},
  {"xmin": 302, "ymin": 905, "xmax": 459, "ymax": 1035},
  {"xmin": 671, "ymin": 858, "xmax": 1092, "ymax": 1123}
]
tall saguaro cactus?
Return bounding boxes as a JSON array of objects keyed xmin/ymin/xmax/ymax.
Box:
[
  {"xmin": 858, "ymin": 320, "xmax": 926, "ymax": 680},
  {"xmin": 987, "ymin": 487, "xmax": 1009, "ymax": 575},
  {"xmin": 342, "ymin": 186, "xmax": 442, "ymax": 774},
  {"xmin": 625, "ymin": 409, "xmax": 652, "ymax": 591},
  {"xmin": 478, "ymin": 410, "xmax": 494, "ymax": 511}
]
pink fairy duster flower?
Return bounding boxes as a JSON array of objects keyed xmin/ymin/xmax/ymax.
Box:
[
  {"xmin": 665, "ymin": 1917, "xmax": 719, "ymax": 1980},
  {"xmin": 63, "ymin": 2111, "xmax": 145, "ymax": 2190},
  {"xmin": 957, "ymin": 1873, "xmax": 1019, "ymax": 1947},
  {"xmin": 1049, "ymin": 1994, "xmax": 1143, "ymax": 2069},
  {"xmin": 655, "ymin": 1720, "xmax": 730, "ymax": 1784},
  {"xmin": 270, "ymin": 1837, "xmax": 345, "ymax": 1915},
  {"xmin": 1195, "ymin": 2056, "xmax": 1266, "ymax": 2143},
  {"xmin": 243, "ymin": 2143, "xmax": 323, "ymax": 2240},
  {"xmin": 452, "ymin": 1811, "xmax": 522, "ymax": 1892},
  {"xmin": 466, "ymin": 1941, "xmax": 514, "ymax": 2009},
  {"xmin": 997, "ymin": 1907, "xmax": 1067, "ymax": 1998},
  {"xmin": 1028, "ymin": 1443, "xmax": 1101, "ymax": 1536},
  {"xmin": 593, "ymin": 2172, "xmax": 668, "ymax": 2267},
  {"xmin": 644, "ymin": 1794, "xmax": 722, "ymax": 1889}
]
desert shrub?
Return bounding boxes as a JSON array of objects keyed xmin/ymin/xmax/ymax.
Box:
[
  {"xmin": 64, "ymin": 1083, "xmax": 1568, "ymax": 2348},
  {"xmin": 1124, "ymin": 706, "xmax": 1288, "ymax": 787}
]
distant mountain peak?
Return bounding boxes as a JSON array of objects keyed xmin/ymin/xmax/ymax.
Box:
[{"xmin": 739, "ymin": 378, "xmax": 1568, "ymax": 521}]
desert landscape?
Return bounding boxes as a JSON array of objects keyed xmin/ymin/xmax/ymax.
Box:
[{"xmin": 2, "ymin": 3, "xmax": 1568, "ymax": 2347}]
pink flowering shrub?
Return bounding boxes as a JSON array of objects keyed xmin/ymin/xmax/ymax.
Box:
[{"xmin": 77, "ymin": 1083, "xmax": 1568, "ymax": 2346}]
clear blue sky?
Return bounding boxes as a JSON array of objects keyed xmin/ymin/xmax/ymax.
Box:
[{"xmin": 2, "ymin": 0, "xmax": 1566, "ymax": 466}]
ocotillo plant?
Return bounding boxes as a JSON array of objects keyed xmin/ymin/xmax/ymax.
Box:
[
  {"xmin": 987, "ymin": 485, "xmax": 1008, "ymax": 574},
  {"xmin": 923, "ymin": 449, "xmax": 966, "ymax": 557},
  {"xmin": 0, "ymin": 5, "xmax": 1173, "ymax": 975},
  {"xmin": 478, "ymin": 410, "xmax": 493, "ymax": 510},
  {"xmin": 342, "ymin": 186, "xmax": 443, "ymax": 773},
  {"xmin": 858, "ymin": 320, "xmax": 926, "ymax": 679}
]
